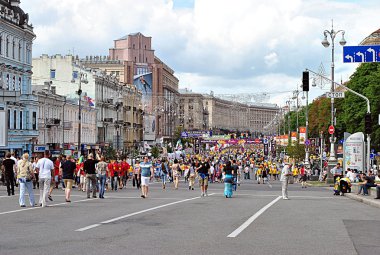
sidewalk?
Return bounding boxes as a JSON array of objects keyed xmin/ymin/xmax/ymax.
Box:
[{"xmin": 344, "ymin": 192, "xmax": 380, "ymax": 209}]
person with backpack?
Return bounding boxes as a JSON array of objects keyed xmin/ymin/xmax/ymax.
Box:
[
  {"xmin": 160, "ymin": 159, "xmax": 168, "ymax": 190},
  {"xmin": 16, "ymin": 153, "xmax": 35, "ymax": 207}
]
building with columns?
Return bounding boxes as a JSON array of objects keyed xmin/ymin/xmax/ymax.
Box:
[
  {"xmin": 179, "ymin": 89, "xmax": 279, "ymax": 135},
  {"xmin": 32, "ymin": 54, "xmax": 142, "ymax": 154},
  {"xmin": 0, "ymin": 0, "xmax": 38, "ymax": 157},
  {"xmin": 33, "ymin": 83, "xmax": 97, "ymax": 156}
]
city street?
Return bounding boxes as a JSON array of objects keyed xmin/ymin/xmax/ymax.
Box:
[{"xmin": 1, "ymin": 180, "xmax": 379, "ymax": 255}]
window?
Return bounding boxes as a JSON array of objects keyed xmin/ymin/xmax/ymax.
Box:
[
  {"xmin": 32, "ymin": 112, "xmax": 37, "ymax": 130},
  {"xmin": 18, "ymin": 77, "xmax": 21, "ymax": 91},
  {"xmin": 18, "ymin": 42, "xmax": 21, "ymax": 61},
  {"xmin": 50, "ymin": 69, "xmax": 56, "ymax": 79},
  {"xmin": 13, "ymin": 110, "xmax": 16, "ymax": 129},
  {"xmin": 6, "ymin": 74, "xmax": 9, "ymax": 90},
  {"xmin": 19, "ymin": 111, "xmax": 22, "ymax": 129},
  {"xmin": 8, "ymin": 110, "xmax": 10, "ymax": 129},
  {"xmin": 0, "ymin": 34, "xmax": 2, "ymax": 55},
  {"xmin": 12, "ymin": 76, "xmax": 15, "ymax": 91},
  {"xmin": 12, "ymin": 40, "xmax": 15, "ymax": 59},
  {"xmin": 6, "ymin": 37, "xmax": 9, "ymax": 57}
]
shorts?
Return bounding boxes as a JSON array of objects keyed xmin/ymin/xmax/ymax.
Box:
[
  {"xmin": 64, "ymin": 179, "xmax": 73, "ymax": 190},
  {"xmin": 80, "ymin": 175, "xmax": 86, "ymax": 184},
  {"xmin": 199, "ymin": 176, "xmax": 208, "ymax": 186},
  {"xmin": 141, "ymin": 176, "xmax": 150, "ymax": 186}
]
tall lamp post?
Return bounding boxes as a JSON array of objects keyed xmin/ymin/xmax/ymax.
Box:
[
  {"xmin": 76, "ymin": 72, "xmax": 88, "ymax": 157},
  {"xmin": 115, "ymin": 93, "xmax": 123, "ymax": 154},
  {"xmin": 321, "ymin": 22, "xmax": 346, "ymax": 161}
]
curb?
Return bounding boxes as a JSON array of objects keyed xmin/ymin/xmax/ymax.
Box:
[{"xmin": 344, "ymin": 193, "xmax": 380, "ymax": 209}]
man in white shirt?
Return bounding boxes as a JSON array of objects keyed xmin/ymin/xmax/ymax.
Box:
[
  {"xmin": 35, "ymin": 151, "xmax": 54, "ymax": 207},
  {"xmin": 281, "ymin": 163, "xmax": 292, "ymax": 200},
  {"xmin": 345, "ymin": 168, "xmax": 355, "ymax": 183}
]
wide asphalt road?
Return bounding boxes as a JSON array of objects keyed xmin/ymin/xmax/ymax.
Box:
[{"xmin": 0, "ymin": 179, "xmax": 379, "ymax": 255}]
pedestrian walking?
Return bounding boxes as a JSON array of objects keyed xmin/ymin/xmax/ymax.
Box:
[
  {"xmin": 196, "ymin": 157, "xmax": 210, "ymax": 197},
  {"xmin": 140, "ymin": 156, "xmax": 154, "ymax": 198},
  {"xmin": 60, "ymin": 155, "xmax": 77, "ymax": 202},
  {"xmin": 281, "ymin": 163, "xmax": 291, "ymax": 200},
  {"xmin": 223, "ymin": 161, "xmax": 234, "ymax": 198},
  {"xmin": 133, "ymin": 159, "xmax": 141, "ymax": 189},
  {"xmin": 32, "ymin": 157, "xmax": 39, "ymax": 189},
  {"xmin": 160, "ymin": 159, "xmax": 168, "ymax": 190},
  {"xmin": 172, "ymin": 159, "xmax": 180, "ymax": 190},
  {"xmin": 16, "ymin": 153, "xmax": 35, "ymax": 207},
  {"xmin": 83, "ymin": 153, "xmax": 99, "ymax": 198},
  {"xmin": 96, "ymin": 156, "xmax": 108, "ymax": 199},
  {"xmin": 2, "ymin": 153, "xmax": 16, "ymax": 196},
  {"xmin": 35, "ymin": 150, "xmax": 54, "ymax": 207}
]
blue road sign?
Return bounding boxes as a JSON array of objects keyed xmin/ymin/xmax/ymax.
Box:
[
  {"xmin": 343, "ymin": 45, "xmax": 380, "ymax": 63},
  {"xmin": 181, "ymin": 132, "xmax": 188, "ymax": 138}
]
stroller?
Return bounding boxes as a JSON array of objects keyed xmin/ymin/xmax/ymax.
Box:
[{"xmin": 334, "ymin": 177, "xmax": 351, "ymax": 196}]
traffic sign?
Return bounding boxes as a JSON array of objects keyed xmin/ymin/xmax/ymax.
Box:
[
  {"xmin": 325, "ymin": 92, "xmax": 345, "ymax": 98},
  {"xmin": 343, "ymin": 45, "xmax": 380, "ymax": 63},
  {"xmin": 328, "ymin": 125, "xmax": 335, "ymax": 135},
  {"xmin": 305, "ymin": 139, "xmax": 310, "ymax": 146}
]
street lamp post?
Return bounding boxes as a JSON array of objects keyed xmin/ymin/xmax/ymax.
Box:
[
  {"xmin": 321, "ymin": 21, "xmax": 346, "ymax": 162},
  {"xmin": 75, "ymin": 72, "xmax": 88, "ymax": 158}
]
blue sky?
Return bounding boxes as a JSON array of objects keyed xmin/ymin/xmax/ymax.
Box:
[{"xmin": 22, "ymin": 0, "xmax": 380, "ymax": 106}]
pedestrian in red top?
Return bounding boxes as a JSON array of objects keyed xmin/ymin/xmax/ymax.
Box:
[
  {"xmin": 121, "ymin": 158, "xmax": 130, "ymax": 189},
  {"xmin": 107, "ymin": 161, "xmax": 114, "ymax": 191}
]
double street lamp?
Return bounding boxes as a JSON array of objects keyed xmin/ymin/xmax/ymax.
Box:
[
  {"xmin": 321, "ymin": 22, "xmax": 346, "ymax": 161},
  {"xmin": 75, "ymin": 72, "xmax": 88, "ymax": 157}
]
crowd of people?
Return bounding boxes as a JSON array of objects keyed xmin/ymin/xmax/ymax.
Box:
[{"xmin": 2, "ymin": 147, "xmax": 380, "ymax": 207}]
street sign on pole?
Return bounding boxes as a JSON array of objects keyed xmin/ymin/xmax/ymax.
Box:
[
  {"xmin": 325, "ymin": 92, "xmax": 345, "ymax": 98},
  {"xmin": 328, "ymin": 125, "xmax": 335, "ymax": 135},
  {"xmin": 343, "ymin": 45, "xmax": 380, "ymax": 63}
]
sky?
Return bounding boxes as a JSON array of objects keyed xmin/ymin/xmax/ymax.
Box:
[{"xmin": 22, "ymin": 0, "xmax": 380, "ymax": 107}]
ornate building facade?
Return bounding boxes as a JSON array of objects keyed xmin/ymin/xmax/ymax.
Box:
[{"xmin": 0, "ymin": 0, "xmax": 38, "ymax": 156}]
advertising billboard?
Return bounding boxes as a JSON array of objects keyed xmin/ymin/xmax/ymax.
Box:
[
  {"xmin": 133, "ymin": 72, "xmax": 155, "ymax": 141},
  {"xmin": 344, "ymin": 132, "xmax": 364, "ymax": 173},
  {"xmin": 0, "ymin": 110, "xmax": 8, "ymax": 147}
]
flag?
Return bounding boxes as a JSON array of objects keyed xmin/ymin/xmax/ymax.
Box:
[
  {"xmin": 176, "ymin": 139, "xmax": 182, "ymax": 150},
  {"xmin": 84, "ymin": 95, "xmax": 95, "ymax": 107}
]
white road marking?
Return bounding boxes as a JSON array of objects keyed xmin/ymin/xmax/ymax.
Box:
[
  {"xmin": 227, "ymin": 196, "xmax": 282, "ymax": 238},
  {"xmin": 0, "ymin": 198, "xmax": 95, "ymax": 216},
  {"xmin": 75, "ymin": 193, "xmax": 215, "ymax": 232},
  {"xmin": 104, "ymin": 196, "xmax": 180, "ymax": 200}
]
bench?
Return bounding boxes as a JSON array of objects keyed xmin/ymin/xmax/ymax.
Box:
[{"xmin": 350, "ymin": 183, "xmax": 378, "ymax": 198}]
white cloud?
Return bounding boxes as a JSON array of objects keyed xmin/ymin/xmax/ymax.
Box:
[{"xmin": 22, "ymin": 0, "xmax": 380, "ymax": 105}]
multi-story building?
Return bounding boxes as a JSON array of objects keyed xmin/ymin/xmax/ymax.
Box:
[
  {"xmin": 179, "ymin": 89, "xmax": 279, "ymax": 134},
  {"xmin": 82, "ymin": 32, "xmax": 179, "ymax": 144},
  {"xmin": 0, "ymin": 0, "xmax": 38, "ymax": 156},
  {"xmin": 33, "ymin": 83, "xmax": 97, "ymax": 156},
  {"xmin": 32, "ymin": 54, "xmax": 142, "ymax": 153}
]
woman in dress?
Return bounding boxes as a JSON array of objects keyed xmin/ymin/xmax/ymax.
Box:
[
  {"xmin": 171, "ymin": 159, "xmax": 180, "ymax": 189},
  {"xmin": 223, "ymin": 161, "xmax": 234, "ymax": 198}
]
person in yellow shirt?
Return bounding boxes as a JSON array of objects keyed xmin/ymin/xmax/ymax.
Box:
[
  {"xmin": 292, "ymin": 165, "xmax": 299, "ymax": 183},
  {"xmin": 256, "ymin": 165, "xmax": 262, "ymax": 184}
]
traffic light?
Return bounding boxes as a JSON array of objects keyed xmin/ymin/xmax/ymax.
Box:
[
  {"xmin": 302, "ymin": 71, "xmax": 309, "ymax": 91},
  {"xmin": 365, "ymin": 113, "xmax": 372, "ymax": 134}
]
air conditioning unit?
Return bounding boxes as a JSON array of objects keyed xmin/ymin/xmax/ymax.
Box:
[{"xmin": 104, "ymin": 118, "xmax": 113, "ymax": 123}]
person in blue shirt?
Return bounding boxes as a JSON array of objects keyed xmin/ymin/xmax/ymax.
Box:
[{"xmin": 140, "ymin": 156, "xmax": 154, "ymax": 198}]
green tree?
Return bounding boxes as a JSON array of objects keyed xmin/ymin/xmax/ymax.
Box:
[
  {"xmin": 285, "ymin": 140, "xmax": 306, "ymax": 163},
  {"xmin": 151, "ymin": 146, "xmax": 160, "ymax": 159},
  {"xmin": 341, "ymin": 62, "xmax": 380, "ymax": 151}
]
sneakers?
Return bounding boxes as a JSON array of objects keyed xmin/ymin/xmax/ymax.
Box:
[
  {"xmin": 200, "ymin": 193, "xmax": 204, "ymax": 197},
  {"xmin": 283, "ymin": 197, "xmax": 289, "ymax": 200},
  {"xmin": 205, "ymin": 191, "xmax": 208, "ymax": 196}
]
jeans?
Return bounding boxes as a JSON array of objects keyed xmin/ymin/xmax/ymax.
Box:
[
  {"xmin": 363, "ymin": 183, "xmax": 377, "ymax": 195},
  {"xmin": 99, "ymin": 174, "xmax": 106, "ymax": 198},
  {"xmin": 161, "ymin": 174, "xmax": 167, "ymax": 185},
  {"xmin": 39, "ymin": 177, "xmax": 51, "ymax": 207},
  {"xmin": 112, "ymin": 176, "xmax": 118, "ymax": 191},
  {"xmin": 86, "ymin": 174, "xmax": 97, "ymax": 197},
  {"xmin": 19, "ymin": 178, "xmax": 35, "ymax": 206}
]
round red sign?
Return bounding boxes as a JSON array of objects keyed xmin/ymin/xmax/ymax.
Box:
[{"xmin": 328, "ymin": 125, "xmax": 335, "ymax": 135}]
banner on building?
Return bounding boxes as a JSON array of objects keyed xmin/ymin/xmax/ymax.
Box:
[
  {"xmin": 299, "ymin": 127, "xmax": 306, "ymax": 144},
  {"xmin": 134, "ymin": 73, "xmax": 155, "ymax": 141},
  {"xmin": 0, "ymin": 110, "xmax": 8, "ymax": 147}
]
